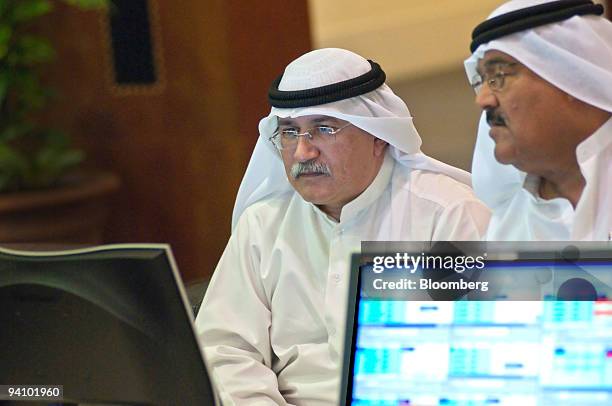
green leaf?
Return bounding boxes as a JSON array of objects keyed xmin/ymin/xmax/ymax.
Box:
[
  {"xmin": 43, "ymin": 129, "xmax": 70, "ymax": 148},
  {"xmin": 0, "ymin": 68, "xmax": 8, "ymax": 104},
  {"xmin": 52, "ymin": 148, "xmax": 84, "ymax": 169},
  {"xmin": 11, "ymin": 68, "xmax": 48, "ymax": 110},
  {"xmin": 0, "ymin": 122, "xmax": 35, "ymax": 142},
  {"xmin": 0, "ymin": 142, "xmax": 29, "ymax": 191},
  {"xmin": 0, "ymin": 172, "xmax": 14, "ymax": 191},
  {"xmin": 0, "ymin": 143, "xmax": 28, "ymax": 169},
  {"xmin": 61, "ymin": 0, "xmax": 108, "ymax": 10},
  {"xmin": 36, "ymin": 144, "xmax": 83, "ymax": 168},
  {"xmin": 34, "ymin": 144, "xmax": 83, "ymax": 187},
  {"xmin": 0, "ymin": 24, "xmax": 12, "ymax": 60},
  {"xmin": 12, "ymin": 35, "xmax": 54, "ymax": 66},
  {"xmin": 11, "ymin": 0, "xmax": 53, "ymax": 23},
  {"xmin": 0, "ymin": 2, "xmax": 9, "ymax": 19}
]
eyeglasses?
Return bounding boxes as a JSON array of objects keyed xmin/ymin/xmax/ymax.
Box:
[
  {"xmin": 269, "ymin": 122, "xmax": 353, "ymax": 150},
  {"xmin": 470, "ymin": 62, "xmax": 518, "ymax": 94}
]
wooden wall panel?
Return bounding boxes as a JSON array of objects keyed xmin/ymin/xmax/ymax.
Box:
[{"xmin": 38, "ymin": 1, "xmax": 311, "ymax": 282}]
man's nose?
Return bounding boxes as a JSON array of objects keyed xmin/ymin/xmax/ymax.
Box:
[
  {"xmin": 475, "ymin": 85, "xmax": 499, "ymax": 111},
  {"xmin": 293, "ymin": 136, "xmax": 319, "ymax": 162}
]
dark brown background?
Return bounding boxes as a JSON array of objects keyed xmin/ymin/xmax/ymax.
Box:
[{"xmin": 38, "ymin": 1, "xmax": 311, "ymax": 282}]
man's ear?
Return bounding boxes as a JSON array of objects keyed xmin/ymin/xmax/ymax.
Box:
[{"xmin": 373, "ymin": 138, "xmax": 388, "ymax": 157}]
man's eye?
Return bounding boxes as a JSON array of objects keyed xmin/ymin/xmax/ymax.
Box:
[
  {"xmin": 280, "ymin": 129, "xmax": 299, "ymax": 138},
  {"xmin": 490, "ymin": 72, "xmax": 505, "ymax": 83},
  {"xmin": 316, "ymin": 126, "xmax": 335, "ymax": 135}
]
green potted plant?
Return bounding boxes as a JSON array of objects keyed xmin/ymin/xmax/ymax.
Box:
[{"xmin": 0, "ymin": 0, "xmax": 119, "ymax": 245}]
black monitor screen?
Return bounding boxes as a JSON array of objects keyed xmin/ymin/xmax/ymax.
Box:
[{"xmin": 0, "ymin": 245, "xmax": 215, "ymax": 405}]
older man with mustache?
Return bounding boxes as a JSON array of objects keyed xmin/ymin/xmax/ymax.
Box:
[
  {"xmin": 195, "ymin": 48, "xmax": 490, "ymax": 405},
  {"xmin": 466, "ymin": 0, "xmax": 612, "ymax": 240}
]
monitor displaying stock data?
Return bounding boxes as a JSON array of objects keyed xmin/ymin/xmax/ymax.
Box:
[
  {"xmin": 352, "ymin": 300, "xmax": 612, "ymax": 406},
  {"xmin": 345, "ymin": 248, "xmax": 612, "ymax": 406}
]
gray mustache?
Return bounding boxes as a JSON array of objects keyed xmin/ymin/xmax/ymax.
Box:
[{"xmin": 290, "ymin": 160, "xmax": 331, "ymax": 179}]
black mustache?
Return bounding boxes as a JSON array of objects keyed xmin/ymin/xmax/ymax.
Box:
[{"xmin": 486, "ymin": 109, "xmax": 506, "ymax": 127}]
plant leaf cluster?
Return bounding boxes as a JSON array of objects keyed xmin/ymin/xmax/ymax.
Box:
[{"xmin": 0, "ymin": 0, "xmax": 107, "ymax": 192}]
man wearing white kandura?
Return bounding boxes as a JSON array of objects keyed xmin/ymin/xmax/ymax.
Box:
[
  {"xmin": 196, "ymin": 48, "xmax": 490, "ymax": 404},
  {"xmin": 466, "ymin": 0, "xmax": 612, "ymax": 240}
]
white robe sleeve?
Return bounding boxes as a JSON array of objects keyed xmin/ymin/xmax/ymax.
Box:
[
  {"xmin": 195, "ymin": 213, "xmax": 291, "ymax": 405},
  {"xmin": 432, "ymin": 198, "xmax": 491, "ymax": 241}
]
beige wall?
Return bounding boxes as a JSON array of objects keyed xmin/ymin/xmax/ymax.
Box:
[
  {"xmin": 310, "ymin": 0, "xmax": 610, "ymax": 79},
  {"xmin": 390, "ymin": 70, "xmax": 481, "ymax": 172},
  {"xmin": 309, "ymin": 0, "xmax": 501, "ymax": 79}
]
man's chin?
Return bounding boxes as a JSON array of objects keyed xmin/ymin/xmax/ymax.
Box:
[
  {"xmin": 295, "ymin": 188, "xmax": 333, "ymax": 205},
  {"xmin": 493, "ymin": 145, "xmax": 517, "ymax": 167}
]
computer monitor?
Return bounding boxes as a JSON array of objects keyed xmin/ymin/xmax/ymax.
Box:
[
  {"xmin": 0, "ymin": 244, "xmax": 215, "ymax": 405},
  {"xmin": 342, "ymin": 243, "xmax": 612, "ymax": 406}
]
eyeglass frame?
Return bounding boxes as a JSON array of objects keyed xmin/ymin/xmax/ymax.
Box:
[
  {"xmin": 470, "ymin": 62, "xmax": 519, "ymax": 94},
  {"xmin": 269, "ymin": 122, "xmax": 353, "ymax": 150}
]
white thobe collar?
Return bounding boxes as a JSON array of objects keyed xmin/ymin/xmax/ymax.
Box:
[
  {"xmin": 576, "ymin": 116, "xmax": 612, "ymax": 165},
  {"xmin": 307, "ymin": 151, "xmax": 394, "ymax": 225}
]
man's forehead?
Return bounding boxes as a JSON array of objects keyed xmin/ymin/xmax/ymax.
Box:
[{"xmin": 277, "ymin": 115, "xmax": 344, "ymax": 126}]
